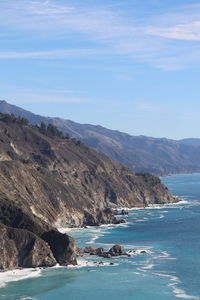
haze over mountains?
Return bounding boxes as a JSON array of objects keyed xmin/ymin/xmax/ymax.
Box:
[{"xmin": 1, "ymin": 100, "xmax": 200, "ymax": 176}]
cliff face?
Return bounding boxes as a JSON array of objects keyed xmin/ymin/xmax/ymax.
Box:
[
  {"xmin": 0, "ymin": 114, "xmax": 177, "ymax": 270},
  {"xmin": 0, "ymin": 223, "xmax": 56, "ymax": 269},
  {"xmin": 0, "ymin": 197, "xmax": 77, "ymax": 270},
  {"xmin": 0, "ymin": 115, "xmax": 176, "ymax": 227}
]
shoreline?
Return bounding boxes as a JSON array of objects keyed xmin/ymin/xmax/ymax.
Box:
[
  {"xmin": 160, "ymin": 172, "xmax": 200, "ymax": 178},
  {"xmin": 58, "ymin": 198, "xmax": 186, "ymax": 233},
  {"xmin": 1, "ymin": 178, "xmax": 200, "ymax": 300},
  {"xmin": 0, "ymin": 199, "xmax": 187, "ymax": 288},
  {"xmin": 0, "ymin": 268, "xmax": 42, "ymax": 288}
]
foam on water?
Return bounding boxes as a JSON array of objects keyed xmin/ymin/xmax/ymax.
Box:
[
  {"xmin": 19, "ymin": 297, "xmax": 38, "ymax": 300},
  {"xmin": 100, "ymin": 222, "xmax": 131, "ymax": 229},
  {"xmin": 86, "ymin": 234, "xmax": 102, "ymax": 245},
  {"xmin": 140, "ymin": 264, "xmax": 155, "ymax": 270},
  {"xmin": 0, "ymin": 268, "xmax": 42, "ymax": 288},
  {"xmin": 58, "ymin": 227, "xmax": 85, "ymax": 234},
  {"xmin": 117, "ymin": 199, "xmax": 189, "ymax": 213},
  {"xmin": 152, "ymin": 272, "xmax": 200, "ymax": 300},
  {"xmin": 153, "ymin": 251, "xmax": 177, "ymax": 260},
  {"xmin": 68, "ymin": 258, "xmax": 119, "ymax": 269}
]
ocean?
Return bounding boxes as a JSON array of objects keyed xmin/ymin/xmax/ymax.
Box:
[{"xmin": 0, "ymin": 173, "xmax": 200, "ymax": 300}]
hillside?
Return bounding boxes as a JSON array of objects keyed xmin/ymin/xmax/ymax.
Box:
[
  {"xmin": 1, "ymin": 100, "xmax": 200, "ymax": 175},
  {"xmin": 0, "ymin": 113, "xmax": 176, "ymax": 270}
]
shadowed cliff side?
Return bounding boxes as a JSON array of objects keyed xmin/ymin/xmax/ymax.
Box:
[{"xmin": 0, "ymin": 197, "xmax": 77, "ymax": 270}]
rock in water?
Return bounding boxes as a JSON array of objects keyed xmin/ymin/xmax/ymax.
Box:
[
  {"xmin": 42, "ymin": 230, "xmax": 77, "ymax": 266},
  {"xmin": 95, "ymin": 248, "xmax": 104, "ymax": 257},
  {"xmin": 83, "ymin": 247, "xmax": 97, "ymax": 255},
  {"xmin": 108, "ymin": 245, "xmax": 124, "ymax": 256}
]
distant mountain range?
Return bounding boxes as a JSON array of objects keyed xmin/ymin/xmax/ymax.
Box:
[{"xmin": 1, "ymin": 99, "xmax": 200, "ymax": 176}]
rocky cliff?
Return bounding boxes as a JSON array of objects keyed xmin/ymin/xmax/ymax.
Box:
[
  {"xmin": 0, "ymin": 197, "xmax": 77, "ymax": 270},
  {"xmin": 0, "ymin": 113, "xmax": 177, "ymax": 270}
]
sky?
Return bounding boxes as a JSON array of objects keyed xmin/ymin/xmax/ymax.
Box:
[{"xmin": 1, "ymin": 0, "xmax": 200, "ymax": 139}]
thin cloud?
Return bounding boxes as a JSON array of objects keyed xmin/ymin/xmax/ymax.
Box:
[
  {"xmin": 0, "ymin": 1, "xmax": 129, "ymax": 38},
  {"xmin": 115, "ymin": 74, "xmax": 134, "ymax": 82},
  {"xmin": 0, "ymin": 49, "xmax": 102, "ymax": 59},
  {"xmin": 147, "ymin": 21, "xmax": 200, "ymax": 41},
  {"xmin": 9, "ymin": 94, "xmax": 90, "ymax": 104},
  {"xmin": 1, "ymin": 1, "xmax": 200, "ymax": 69},
  {"xmin": 27, "ymin": 1, "xmax": 74, "ymax": 16},
  {"xmin": 137, "ymin": 101, "xmax": 162, "ymax": 113}
]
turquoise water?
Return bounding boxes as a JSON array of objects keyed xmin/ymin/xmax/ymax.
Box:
[{"xmin": 1, "ymin": 173, "xmax": 200, "ymax": 300}]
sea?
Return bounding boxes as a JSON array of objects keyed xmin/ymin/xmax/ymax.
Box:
[{"xmin": 0, "ymin": 173, "xmax": 200, "ymax": 300}]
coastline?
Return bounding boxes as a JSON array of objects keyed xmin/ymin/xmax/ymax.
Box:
[
  {"xmin": 1, "ymin": 167, "xmax": 200, "ymax": 299},
  {"xmin": 160, "ymin": 172, "xmax": 200, "ymax": 178},
  {"xmin": 0, "ymin": 199, "xmax": 187, "ymax": 289}
]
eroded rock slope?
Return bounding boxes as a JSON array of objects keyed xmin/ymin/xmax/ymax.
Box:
[{"xmin": 0, "ymin": 114, "xmax": 177, "ymax": 269}]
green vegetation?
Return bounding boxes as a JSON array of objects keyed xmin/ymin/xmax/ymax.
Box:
[
  {"xmin": 0, "ymin": 113, "xmax": 85, "ymax": 146},
  {"xmin": 0, "ymin": 113, "xmax": 29, "ymax": 125},
  {"xmin": 37, "ymin": 122, "xmax": 67, "ymax": 139}
]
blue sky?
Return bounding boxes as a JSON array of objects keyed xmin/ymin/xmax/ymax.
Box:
[{"xmin": 1, "ymin": 0, "xmax": 200, "ymax": 139}]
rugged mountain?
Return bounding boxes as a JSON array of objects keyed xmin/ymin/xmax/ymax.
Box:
[
  {"xmin": 178, "ymin": 138, "xmax": 200, "ymax": 147},
  {"xmin": 0, "ymin": 113, "xmax": 176, "ymax": 269},
  {"xmin": 1, "ymin": 100, "xmax": 200, "ymax": 176}
]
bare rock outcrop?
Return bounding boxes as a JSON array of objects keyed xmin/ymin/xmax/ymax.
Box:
[
  {"xmin": 80, "ymin": 245, "xmax": 130, "ymax": 258},
  {"xmin": 42, "ymin": 230, "xmax": 77, "ymax": 266},
  {"xmin": 0, "ymin": 223, "xmax": 56, "ymax": 269},
  {"xmin": 108, "ymin": 245, "xmax": 124, "ymax": 256},
  {"xmin": 0, "ymin": 198, "xmax": 77, "ymax": 270}
]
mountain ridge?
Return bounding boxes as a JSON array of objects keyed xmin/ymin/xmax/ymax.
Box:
[{"xmin": 1, "ymin": 100, "xmax": 200, "ymax": 176}]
